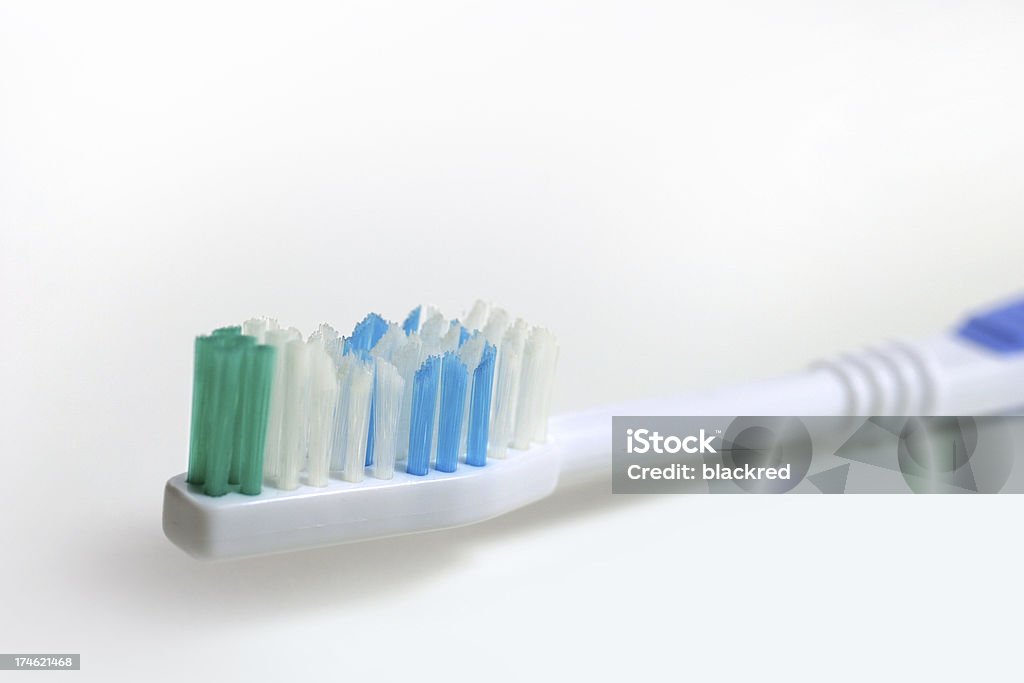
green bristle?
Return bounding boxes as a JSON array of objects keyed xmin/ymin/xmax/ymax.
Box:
[
  {"xmin": 228, "ymin": 336, "xmax": 258, "ymax": 485},
  {"xmin": 202, "ymin": 335, "xmax": 246, "ymax": 497},
  {"xmin": 186, "ymin": 336, "xmax": 214, "ymax": 485},
  {"xmin": 238, "ymin": 345, "xmax": 277, "ymax": 495},
  {"xmin": 187, "ymin": 329, "xmax": 278, "ymax": 496}
]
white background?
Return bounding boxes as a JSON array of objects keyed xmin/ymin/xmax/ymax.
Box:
[{"xmin": 2, "ymin": 1, "xmax": 1023, "ymax": 680}]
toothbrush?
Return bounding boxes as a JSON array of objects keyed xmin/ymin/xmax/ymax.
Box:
[{"xmin": 164, "ymin": 296, "xmax": 1024, "ymax": 559}]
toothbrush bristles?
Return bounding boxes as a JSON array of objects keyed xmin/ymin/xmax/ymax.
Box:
[
  {"xmin": 371, "ymin": 361, "xmax": 404, "ymax": 480},
  {"xmin": 436, "ymin": 352, "xmax": 468, "ymax": 473},
  {"xmin": 185, "ymin": 301, "xmax": 558, "ymax": 496}
]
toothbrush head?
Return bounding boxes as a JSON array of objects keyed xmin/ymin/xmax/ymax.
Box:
[
  {"xmin": 163, "ymin": 440, "xmax": 563, "ymax": 559},
  {"xmin": 164, "ymin": 302, "xmax": 559, "ymax": 560}
]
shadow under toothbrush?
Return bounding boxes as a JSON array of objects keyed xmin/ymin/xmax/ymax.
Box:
[{"xmin": 85, "ymin": 475, "xmax": 662, "ymax": 628}]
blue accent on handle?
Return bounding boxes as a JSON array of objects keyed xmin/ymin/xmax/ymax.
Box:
[
  {"xmin": 958, "ymin": 299, "xmax": 1024, "ymax": 353},
  {"xmin": 435, "ymin": 352, "xmax": 468, "ymax": 473},
  {"xmin": 406, "ymin": 355, "xmax": 440, "ymax": 476},
  {"xmin": 466, "ymin": 343, "xmax": 496, "ymax": 467},
  {"xmin": 402, "ymin": 306, "xmax": 422, "ymax": 335}
]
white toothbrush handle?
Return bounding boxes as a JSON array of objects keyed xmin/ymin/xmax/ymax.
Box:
[
  {"xmin": 551, "ymin": 369, "xmax": 849, "ymax": 484},
  {"xmin": 552, "ymin": 308, "xmax": 1024, "ymax": 483}
]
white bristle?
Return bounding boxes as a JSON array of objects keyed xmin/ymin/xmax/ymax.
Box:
[
  {"xmin": 419, "ymin": 313, "xmax": 447, "ymax": 356},
  {"xmin": 278, "ymin": 339, "xmax": 311, "ymax": 491},
  {"xmin": 488, "ymin": 320, "xmax": 528, "ymax": 459},
  {"xmin": 392, "ymin": 335, "xmax": 422, "ymax": 462},
  {"xmin": 306, "ymin": 323, "xmax": 326, "ymax": 343},
  {"xmin": 346, "ymin": 363, "xmax": 374, "ymax": 482},
  {"xmin": 440, "ymin": 322, "xmax": 462, "ymax": 354},
  {"xmin": 242, "ymin": 318, "xmax": 267, "ymax": 343},
  {"xmin": 330, "ymin": 355, "xmax": 374, "ymax": 483},
  {"xmin": 512, "ymin": 327, "xmax": 558, "ymax": 449},
  {"xmin": 482, "ymin": 308, "xmax": 510, "ymax": 345},
  {"xmin": 371, "ymin": 323, "xmax": 406, "ymax": 362},
  {"xmin": 458, "ymin": 334, "xmax": 487, "ymax": 374},
  {"xmin": 309, "ymin": 323, "xmax": 345, "ymax": 369},
  {"xmin": 457, "ymin": 334, "xmax": 487, "ymax": 455},
  {"xmin": 371, "ymin": 360, "xmax": 405, "ymax": 480},
  {"xmin": 329, "ymin": 358, "xmax": 353, "ymax": 472},
  {"xmin": 243, "ymin": 316, "xmax": 282, "ymax": 344},
  {"xmin": 262, "ymin": 327, "xmax": 302, "ymax": 482},
  {"xmin": 464, "ymin": 300, "xmax": 490, "ymax": 331},
  {"xmin": 308, "ymin": 322, "xmax": 339, "ymax": 347},
  {"xmin": 305, "ymin": 343, "xmax": 340, "ymax": 487}
]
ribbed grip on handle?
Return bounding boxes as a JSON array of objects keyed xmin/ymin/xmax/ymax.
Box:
[
  {"xmin": 814, "ymin": 334, "xmax": 1024, "ymax": 416},
  {"xmin": 810, "ymin": 341, "xmax": 935, "ymax": 415}
]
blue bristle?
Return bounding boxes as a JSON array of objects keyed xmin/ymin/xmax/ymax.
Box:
[
  {"xmin": 458, "ymin": 326, "xmax": 471, "ymax": 348},
  {"xmin": 365, "ymin": 363, "xmax": 377, "ymax": 466},
  {"xmin": 466, "ymin": 343, "xmax": 497, "ymax": 467},
  {"xmin": 406, "ymin": 356, "xmax": 440, "ymax": 476},
  {"xmin": 347, "ymin": 314, "xmax": 395, "ymax": 466},
  {"xmin": 350, "ymin": 313, "xmax": 389, "ymax": 352},
  {"xmin": 402, "ymin": 306, "xmax": 422, "ymax": 336},
  {"xmin": 435, "ymin": 352, "xmax": 468, "ymax": 473},
  {"xmin": 342, "ymin": 337, "xmax": 352, "ymax": 356},
  {"xmin": 365, "ymin": 408, "xmax": 375, "ymax": 465}
]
